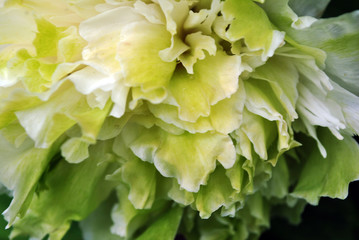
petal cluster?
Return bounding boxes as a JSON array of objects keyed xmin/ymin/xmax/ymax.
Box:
[{"xmin": 0, "ymin": 0, "xmax": 359, "ymax": 239}]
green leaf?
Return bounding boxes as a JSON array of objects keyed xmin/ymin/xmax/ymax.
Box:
[
  {"xmin": 288, "ymin": 0, "xmax": 330, "ymax": 17},
  {"xmin": 292, "ymin": 128, "xmax": 359, "ymax": 205},
  {"xmin": 10, "ymin": 141, "xmax": 118, "ymax": 240},
  {"xmin": 80, "ymin": 195, "xmax": 123, "ymax": 240},
  {"xmin": 136, "ymin": 205, "xmax": 183, "ymax": 240},
  {"xmin": 0, "ymin": 129, "xmax": 63, "ymax": 226}
]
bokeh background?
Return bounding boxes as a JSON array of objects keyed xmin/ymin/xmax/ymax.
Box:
[{"xmin": 0, "ymin": 0, "xmax": 358, "ymax": 239}]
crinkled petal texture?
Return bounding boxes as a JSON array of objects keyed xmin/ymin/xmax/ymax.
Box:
[{"xmin": 0, "ymin": 1, "xmax": 359, "ymax": 240}]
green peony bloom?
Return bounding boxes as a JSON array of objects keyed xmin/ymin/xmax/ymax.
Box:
[{"xmin": 0, "ymin": 0, "xmax": 358, "ymax": 239}]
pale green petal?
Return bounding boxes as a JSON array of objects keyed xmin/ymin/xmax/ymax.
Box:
[
  {"xmin": 291, "ymin": 11, "xmax": 359, "ymax": 95},
  {"xmin": 0, "ymin": 6, "xmax": 37, "ymax": 45},
  {"xmin": 60, "ymin": 137, "xmax": 90, "ymax": 164},
  {"xmin": 122, "ymin": 158, "xmax": 157, "ymax": 209},
  {"xmin": 195, "ymin": 166, "xmax": 236, "ymax": 219},
  {"xmin": 79, "ymin": 6, "xmax": 145, "ymax": 74},
  {"xmin": 14, "ymin": 85, "xmax": 76, "ymax": 147},
  {"xmin": 86, "ymin": 89, "xmax": 111, "ymax": 110},
  {"xmin": 178, "ymin": 32, "xmax": 216, "ymax": 74},
  {"xmin": 238, "ymin": 108, "xmax": 277, "ymax": 161},
  {"xmin": 68, "ymin": 66, "xmax": 130, "ymax": 118},
  {"xmin": 154, "ymin": 130, "xmax": 236, "ymax": 192},
  {"xmin": 251, "ymin": 55, "xmax": 299, "ymax": 121},
  {"xmin": 20, "ymin": 58, "xmax": 56, "ymax": 93},
  {"xmin": 0, "ymin": 121, "xmax": 27, "ymax": 148},
  {"xmin": 225, "ymin": 157, "xmax": 246, "ymax": 192},
  {"xmin": 297, "ymin": 81, "xmax": 346, "ymax": 140},
  {"xmin": 168, "ymin": 51, "xmax": 241, "ymax": 122},
  {"xmin": 110, "ymin": 184, "xmax": 170, "ymax": 238},
  {"xmin": 67, "ymin": 66, "xmax": 117, "ymax": 95},
  {"xmin": 15, "ymin": 82, "xmax": 112, "ymax": 148},
  {"xmin": 261, "ymin": 0, "xmax": 317, "ymax": 30},
  {"xmin": 129, "ymin": 87, "xmax": 167, "ymax": 110},
  {"xmin": 263, "ymin": 3, "xmax": 359, "ymax": 95},
  {"xmin": 148, "ymin": 103, "xmax": 212, "ymax": 134},
  {"xmin": 231, "ymin": 127, "xmax": 253, "ymax": 161},
  {"xmin": 292, "ymin": 129, "xmax": 359, "ymax": 205},
  {"xmin": 328, "ymin": 81, "xmax": 359, "ymax": 135},
  {"xmin": 110, "ymin": 184, "xmax": 140, "ymax": 237},
  {"xmin": 117, "ymin": 21, "xmax": 175, "ymax": 91},
  {"xmin": 168, "ymin": 180, "xmax": 194, "ymax": 206},
  {"xmin": 157, "ymin": 0, "xmax": 190, "ymax": 62},
  {"xmin": 280, "ymin": 47, "xmax": 332, "ymax": 91},
  {"xmin": 296, "ymin": 119, "xmax": 327, "ymax": 158},
  {"xmin": 57, "ymin": 26, "xmax": 86, "ymax": 62},
  {"xmin": 9, "ymin": 0, "xmax": 84, "ymax": 27},
  {"xmin": 273, "ymin": 47, "xmax": 348, "ymax": 153},
  {"xmin": 132, "ymin": 1, "xmax": 165, "ymax": 25},
  {"xmin": 157, "ymin": 0, "xmax": 189, "ymax": 36},
  {"xmin": 121, "ymin": 123, "xmax": 161, "ymax": 164},
  {"xmin": 98, "ymin": 115, "xmax": 131, "ymax": 141},
  {"xmin": 33, "ymin": 18, "xmax": 67, "ymax": 59},
  {"xmin": 0, "ymin": 88, "xmax": 43, "ymax": 128},
  {"xmin": 283, "ymin": 36, "xmax": 327, "ymax": 68},
  {"xmin": 243, "ymin": 79, "xmax": 295, "ymax": 163},
  {"xmin": 66, "ymin": 0, "xmax": 106, "ymax": 20},
  {"xmin": 185, "ymin": 0, "xmax": 222, "ymax": 34},
  {"xmin": 1, "ymin": 17, "xmax": 85, "ymax": 92},
  {"xmin": 158, "ymin": 35, "xmax": 190, "ymax": 63},
  {"xmin": 222, "ymin": 0, "xmax": 285, "ymax": 60},
  {"xmin": 121, "ymin": 124, "xmax": 236, "ymax": 192},
  {"xmin": 260, "ymin": 0, "xmax": 327, "ymax": 67},
  {"xmin": 207, "ymin": 86, "xmax": 245, "ymax": 134},
  {"xmin": 149, "ymin": 80, "xmax": 245, "ymax": 134}
]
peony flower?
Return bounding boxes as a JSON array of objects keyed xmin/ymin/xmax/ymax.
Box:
[{"xmin": 0, "ymin": 0, "xmax": 358, "ymax": 239}]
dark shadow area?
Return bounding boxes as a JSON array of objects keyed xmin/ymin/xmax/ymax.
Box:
[
  {"xmin": 322, "ymin": 0, "xmax": 359, "ymax": 18},
  {"xmin": 260, "ymin": 181, "xmax": 359, "ymax": 240}
]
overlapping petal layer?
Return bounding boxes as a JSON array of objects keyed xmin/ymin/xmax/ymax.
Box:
[{"xmin": 0, "ymin": 0, "xmax": 358, "ymax": 239}]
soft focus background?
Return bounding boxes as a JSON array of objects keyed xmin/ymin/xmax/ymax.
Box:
[{"xmin": 0, "ymin": 0, "xmax": 358, "ymax": 240}]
